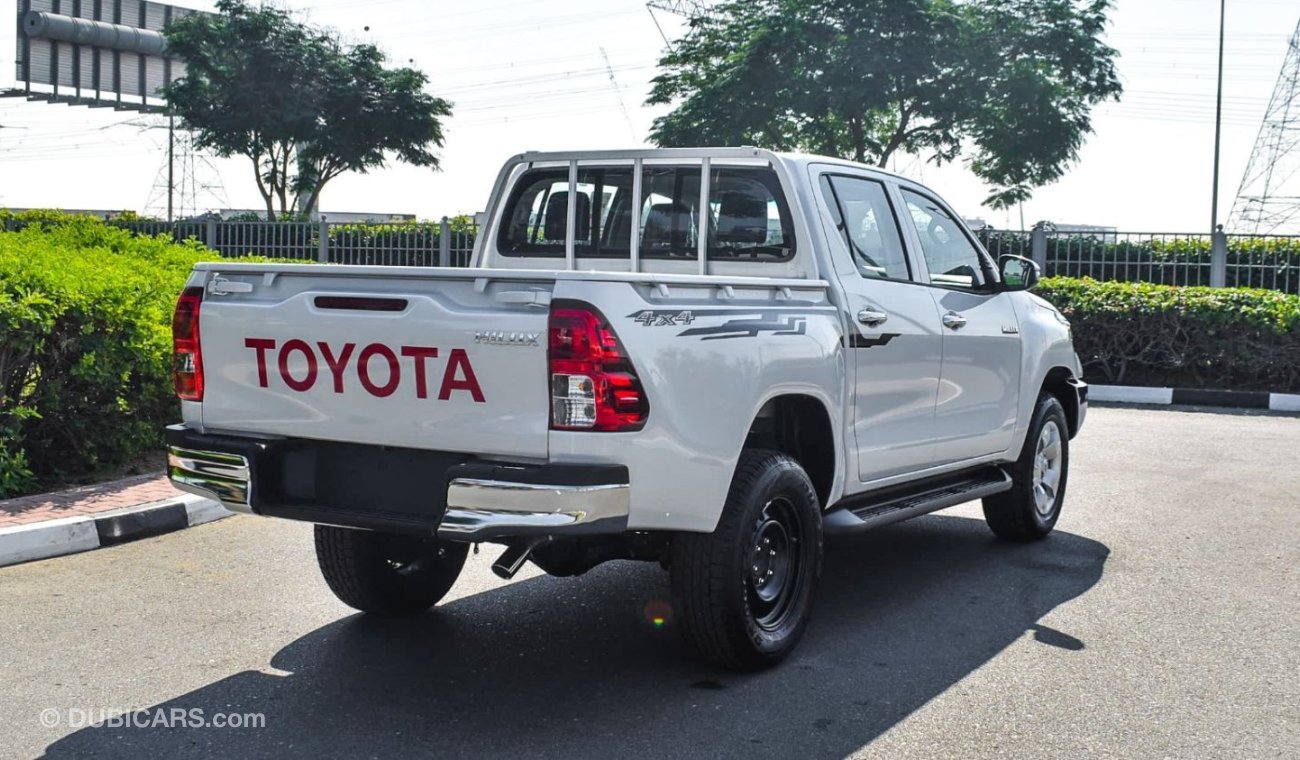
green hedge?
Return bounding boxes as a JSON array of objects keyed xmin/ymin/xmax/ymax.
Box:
[
  {"xmin": 1037, "ymin": 277, "xmax": 1300, "ymax": 393},
  {"xmin": 0, "ymin": 217, "xmax": 223, "ymax": 497}
]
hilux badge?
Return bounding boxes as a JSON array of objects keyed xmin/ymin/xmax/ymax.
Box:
[{"xmin": 475, "ymin": 331, "xmax": 540, "ymax": 347}]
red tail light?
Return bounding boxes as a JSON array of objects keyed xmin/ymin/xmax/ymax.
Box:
[
  {"xmin": 549, "ymin": 302, "xmax": 648, "ymax": 431},
  {"xmin": 172, "ymin": 286, "xmax": 204, "ymax": 401}
]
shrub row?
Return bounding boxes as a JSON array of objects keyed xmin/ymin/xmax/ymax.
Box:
[
  {"xmin": 1036, "ymin": 277, "xmax": 1300, "ymax": 393},
  {"xmin": 0, "ymin": 217, "xmax": 223, "ymax": 497}
]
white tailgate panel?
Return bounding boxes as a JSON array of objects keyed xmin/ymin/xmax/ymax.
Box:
[{"xmin": 199, "ymin": 285, "xmax": 550, "ymax": 459}]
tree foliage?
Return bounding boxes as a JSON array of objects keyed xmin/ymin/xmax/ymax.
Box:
[
  {"xmin": 647, "ymin": 0, "xmax": 1121, "ymax": 207},
  {"xmin": 163, "ymin": 0, "xmax": 451, "ymax": 218}
]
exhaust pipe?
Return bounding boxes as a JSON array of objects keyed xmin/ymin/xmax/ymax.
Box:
[{"xmin": 492, "ymin": 540, "xmax": 539, "ymax": 579}]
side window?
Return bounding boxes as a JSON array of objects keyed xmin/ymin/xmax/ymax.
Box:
[
  {"xmin": 819, "ymin": 175, "xmax": 911, "ymax": 281},
  {"xmin": 636, "ymin": 166, "xmax": 795, "ymax": 261},
  {"xmin": 638, "ymin": 167, "xmax": 702, "ymax": 258},
  {"xmin": 900, "ymin": 189, "xmax": 989, "ymax": 291},
  {"xmin": 499, "ymin": 168, "xmax": 633, "ymax": 256}
]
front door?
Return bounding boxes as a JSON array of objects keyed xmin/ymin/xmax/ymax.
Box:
[
  {"xmin": 814, "ymin": 171, "xmax": 944, "ymax": 483},
  {"xmin": 898, "ymin": 188, "xmax": 1022, "ymax": 464}
]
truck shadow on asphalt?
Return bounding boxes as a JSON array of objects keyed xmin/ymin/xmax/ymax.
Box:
[{"xmin": 44, "ymin": 514, "xmax": 1108, "ymax": 759}]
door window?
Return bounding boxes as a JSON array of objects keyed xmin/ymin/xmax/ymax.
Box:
[
  {"xmin": 900, "ymin": 189, "xmax": 990, "ymax": 291},
  {"xmin": 819, "ymin": 175, "xmax": 911, "ymax": 281}
]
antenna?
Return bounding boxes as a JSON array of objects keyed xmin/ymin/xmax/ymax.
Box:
[{"xmin": 1228, "ymin": 19, "xmax": 1300, "ymax": 235}]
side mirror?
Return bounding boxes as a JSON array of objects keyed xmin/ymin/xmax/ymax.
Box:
[{"xmin": 999, "ymin": 255, "xmax": 1040, "ymax": 292}]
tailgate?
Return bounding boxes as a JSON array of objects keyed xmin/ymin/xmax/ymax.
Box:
[{"xmin": 195, "ymin": 268, "xmax": 553, "ymax": 459}]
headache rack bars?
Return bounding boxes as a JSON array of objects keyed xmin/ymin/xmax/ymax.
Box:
[{"xmin": 484, "ymin": 147, "xmax": 781, "ymax": 274}]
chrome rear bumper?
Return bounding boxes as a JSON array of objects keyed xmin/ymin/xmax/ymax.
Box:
[
  {"xmin": 165, "ymin": 425, "xmax": 629, "ymax": 540},
  {"xmin": 167, "ymin": 445, "xmax": 253, "ymax": 513},
  {"xmin": 439, "ymin": 478, "xmax": 629, "ymax": 541}
]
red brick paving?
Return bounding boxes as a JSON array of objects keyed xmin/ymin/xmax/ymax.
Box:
[{"xmin": 0, "ymin": 472, "xmax": 181, "ymax": 529}]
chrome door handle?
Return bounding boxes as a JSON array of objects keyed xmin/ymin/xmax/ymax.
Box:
[
  {"xmin": 942, "ymin": 311, "xmax": 967, "ymax": 330},
  {"xmin": 857, "ymin": 309, "xmax": 889, "ymax": 326}
]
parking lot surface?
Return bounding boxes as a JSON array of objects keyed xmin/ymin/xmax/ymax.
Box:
[{"xmin": 2, "ymin": 406, "xmax": 1297, "ymax": 759}]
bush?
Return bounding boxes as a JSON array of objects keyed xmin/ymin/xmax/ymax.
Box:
[
  {"xmin": 0, "ymin": 218, "xmax": 221, "ymax": 497},
  {"xmin": 1037, "ymin": 277, "xmax": 1300, "ymax": 392}
]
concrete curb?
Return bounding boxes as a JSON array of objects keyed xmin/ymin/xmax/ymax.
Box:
[
  {"xmin": 1091, "ymin": 384, "xmax": 1300, "ymax": 412},
  {"xmin": 0, "ymin": 494, "xmax": 231, "ymax": 569}
]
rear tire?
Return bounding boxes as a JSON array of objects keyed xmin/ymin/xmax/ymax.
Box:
[
  {"xmin": 314, "ymin": 525, "xmax": 468, "ymax": 615},
  {"xmin": 670, "ymin": 450, "xmax": 823, "ymax": 671},
  {"xmin": 983, "ymin": 394, "xmax": 1070, "ymax": 541}
]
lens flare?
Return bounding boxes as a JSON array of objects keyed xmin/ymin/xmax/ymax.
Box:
[{"xmin": 643, "ymin": 599, "xmax": 673, "ymax": 629}]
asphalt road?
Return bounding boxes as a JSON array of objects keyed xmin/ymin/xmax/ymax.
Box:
[{"xmin": 2, "ymin": 405, "xmax": 1297, "ymax": 759}]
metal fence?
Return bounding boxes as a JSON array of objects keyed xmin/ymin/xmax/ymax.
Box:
[
  {"xmin": 111, "ymin": 217, "xmax": 479, "ymax": 267},
  {"xmin": 978, "ymin": 228, "xmax": 1300, "ymax": 295},
  {"xmin": 7, "ymin": 213, "xmax": 1300, "ymax": 294}
]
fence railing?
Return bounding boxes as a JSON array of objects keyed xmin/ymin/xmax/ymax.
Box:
[
  {"xmin": 7, "ymin": 213, "xmax": 1300, "ymax": 294},
  {"xmin": 110, "ymin": 217, "xmax": 479, "ymax": 267},
  {"xmin": 978, "ymin": 228, "xmax": 1300, "ymax": 295}
]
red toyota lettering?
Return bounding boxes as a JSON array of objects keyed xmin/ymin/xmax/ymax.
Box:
[
  {"xmin": 245, "ymin": 338, "xmax": 277, "ymax": 388},
  {"xmin": 357, "ymin": 343, "xmax": 400, "ymax": 398},
  {"xmin": 318, "ymin": 341, "xmax": 356, "ymax": 394},
  {"xmin": 400, "ymin": 346, "xmax": 439, "ymax": 399},
  {"xmin": 278, "ymin": 339, "xmax": 319, "ymax": 392},
  {"xmin": 243, "ymin": 338, "xmax": 483, "ymax": 401},
  {"xmin": 439, "ymin": 348, "xmax": 486, "ymax": 403}
]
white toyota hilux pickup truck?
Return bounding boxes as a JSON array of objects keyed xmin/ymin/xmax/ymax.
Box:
[{"xmin": 167, "ymin": 148, "xmax": 1086, "ymax": 670}]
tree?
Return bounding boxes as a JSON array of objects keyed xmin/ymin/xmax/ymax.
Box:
[
  {"xmin": 647, "ymin": 0, "xmax": 1122, "ymax": 208},
  {"xmin": 163, "ymin": 0, "xmax": 451, "ymax": 218}
]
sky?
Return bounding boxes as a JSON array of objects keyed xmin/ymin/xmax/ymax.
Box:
[{"xmin": 1, "ymin": 0, "xmax": 1298, "ymax": 232}]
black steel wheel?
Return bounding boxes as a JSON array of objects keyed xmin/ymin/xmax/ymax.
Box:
[{"xmin": 671, "ymin": 449, "xmax": 823, "ymax": 670}]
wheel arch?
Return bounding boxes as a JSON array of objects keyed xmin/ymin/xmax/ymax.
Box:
[
  {"xmin": 1040, "ymin": 366, "xmax": 1081, "ymax": 438},
  {"xmin": 743, "ymin": 393, "xmax": 838, "ymax": 507}
]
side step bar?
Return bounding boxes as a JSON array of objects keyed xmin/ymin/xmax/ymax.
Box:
[{"xmin": 823, "ymin": 466, "xmax": 1012, "ymax": 535}]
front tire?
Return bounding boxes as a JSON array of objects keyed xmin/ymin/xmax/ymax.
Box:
[
  {"xmin": 314, "ymin": 525, "xmax": 468, "ymax": 615},
  {"xmin": 983, "ymin": 394, "xmax": 1070, "ymax": 541},
  {"xmin": 670, "ymin": 450, "xmax": 823, "ymax": 671}
]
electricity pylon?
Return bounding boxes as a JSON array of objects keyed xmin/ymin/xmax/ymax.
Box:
[
  {"xmin": 645, "ymin": 1, "xmax": 714, "ymax": 17},
  {"xmin": 1229, "ymin": 19, "xmax": 1300, "ymax": 235}
]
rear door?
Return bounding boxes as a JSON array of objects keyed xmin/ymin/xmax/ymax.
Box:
[
  {"xmin": 897, "ymin": 188, "xmax": 1022, "ymax": 464},
  {"xmin": 813, "ymin": 170, "xmax": 943, "ymax": 483},
  {"xmin": 197, "ymin": 268, "xmax": 554, "ymax": 458}
]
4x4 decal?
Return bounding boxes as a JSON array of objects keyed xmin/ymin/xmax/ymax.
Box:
[
  {"xmin": 626, "ymin": 309, "xmax": 807, "ymax": 340},
  {"xmin": 631, "ymin": 310, "xmax": 696, "ymax": 327}
]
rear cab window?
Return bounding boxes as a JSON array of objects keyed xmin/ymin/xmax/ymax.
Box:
[
  {"xmin": 497, "ymin": 165, "xmax": 796, "ymax": 262},
  {"xmin": 818, "ymin": 174, "xmax": 912, "ymax": 282}
]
